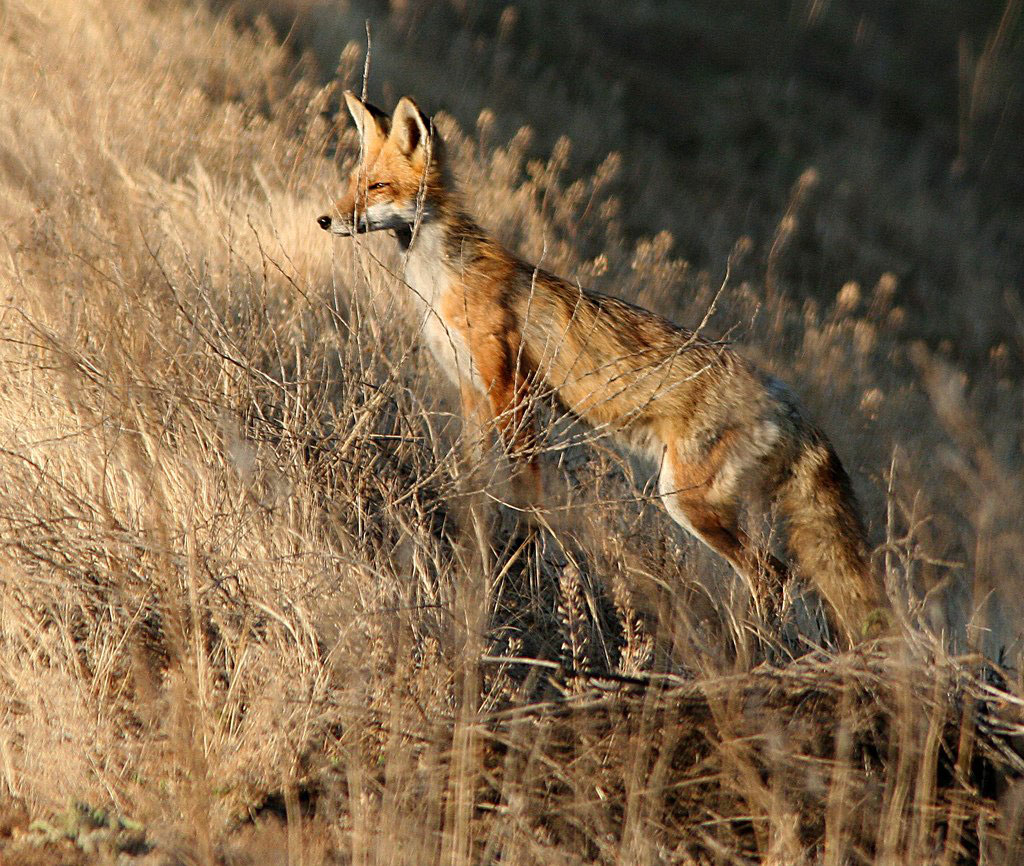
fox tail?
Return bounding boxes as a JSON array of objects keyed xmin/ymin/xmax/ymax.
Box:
[{"xmin": 777, "ymin": 431, "xmax": 888, "ymax": 644}]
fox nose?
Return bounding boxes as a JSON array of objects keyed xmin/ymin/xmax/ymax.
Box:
[{"xmin": 317, "ymin": 215, "xmax": 332, "ymax": 230}]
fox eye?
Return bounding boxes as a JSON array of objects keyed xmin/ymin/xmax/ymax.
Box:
[{"xmin": 367, "ymin": 181, "xmax": 389, "ymax": 191}]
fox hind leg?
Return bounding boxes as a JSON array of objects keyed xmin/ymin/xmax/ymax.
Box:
[{"xmin": 658, "ymin": 451, "xmax": 787, "ymax": 627}]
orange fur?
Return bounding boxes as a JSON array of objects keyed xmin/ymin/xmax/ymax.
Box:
[{"xmin": 319, "ymin": 93, "xmax": 888, "ymax": 645}]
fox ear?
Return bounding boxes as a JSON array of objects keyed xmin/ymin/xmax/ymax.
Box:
[
  {"xmin": 343, "ymin": 91, "xmax": 389, "ymax": 151},
  {"xmin": 390, "ymin": 97, "xmax": 430, "ymax": 158}
]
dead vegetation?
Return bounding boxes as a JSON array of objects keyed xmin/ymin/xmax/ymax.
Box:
[{"xmin": 0, "ymin": 0, "xmax": 1023, "ymax": 863}]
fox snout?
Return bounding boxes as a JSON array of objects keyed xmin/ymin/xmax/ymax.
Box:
[
  {"xmin": 317, "ymin": 213, "xmax": 354, "ymax": 235},
  {"xmin": 316, "ymin": 212, "xmax": 365, "ymax": 236}
]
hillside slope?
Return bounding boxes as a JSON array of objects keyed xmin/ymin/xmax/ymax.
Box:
[{"xmin": 0, "ymin": 0, "xmax": 1022, "ymax": 862}]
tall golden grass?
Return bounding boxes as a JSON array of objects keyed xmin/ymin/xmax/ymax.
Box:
[{"xmin": 0, "ymin": 0, "xmax": 1022, "ymax": 862}]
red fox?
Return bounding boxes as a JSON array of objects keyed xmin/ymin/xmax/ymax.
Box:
[{"xmin": 318, "ymin": 92, "xmax": 887, "ymax": 645}]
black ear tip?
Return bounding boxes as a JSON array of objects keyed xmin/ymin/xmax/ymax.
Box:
[{"xmin": 317, "ymin": 215, "xmax": 332, "ymax": 230}]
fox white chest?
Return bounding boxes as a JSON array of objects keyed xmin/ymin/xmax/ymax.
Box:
[{"xmin": 400, "ymin": 229, "xmax": 481, "ymax": 391}]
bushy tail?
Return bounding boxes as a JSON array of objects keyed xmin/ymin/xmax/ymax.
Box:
[{"xmin": 777, "ymin": 431, "xmax": 887, "ymax": 645}]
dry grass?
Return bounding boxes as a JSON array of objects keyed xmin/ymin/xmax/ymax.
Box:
[
  {"xmin": 235, "ymin": 0, "xmax": 1024, "ymax": 359},
  {"xmin": 0, "ymin": 0, "xmax": 1023, "ymax": 862}
]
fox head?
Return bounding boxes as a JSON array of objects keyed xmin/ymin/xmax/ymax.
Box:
[{"xmin": 318, "ymin": 92, "xmax": 441, "ymax": 238}]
